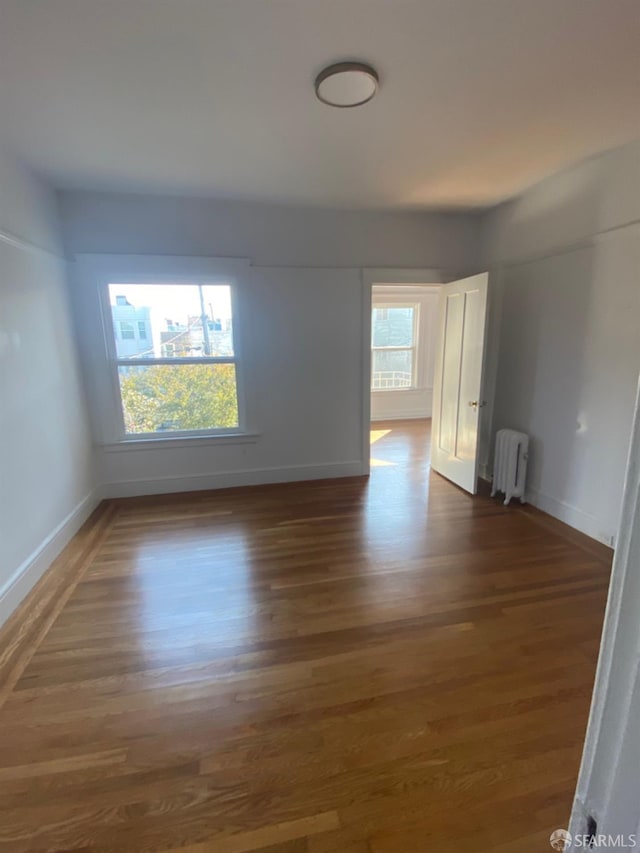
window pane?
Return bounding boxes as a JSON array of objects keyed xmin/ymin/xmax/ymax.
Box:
[
  {"xmin": 118, "ymin": 363, "xmax": 239, "ymax": 434},
  {"xmin": 372, "ymin": 305, "xmax": 415, "ymax": 347},
  {"xmin": 109, "ymin": 284, "xmax": 234, "ymax": 359},
  {"xmin": 372, "ymin": 349, "xmax": 413, "ymax": 389},
  {"xmin": 119, "ymin": 321, "xmax": 135, "ymax": 340}
]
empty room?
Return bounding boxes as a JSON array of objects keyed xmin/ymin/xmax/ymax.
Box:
[{"xmin": 1, "ymin": 2, "xmax": 640, "ymax": 851}]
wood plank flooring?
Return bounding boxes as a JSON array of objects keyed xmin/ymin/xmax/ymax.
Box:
[{"xmin": 0, "ymin": 420, "xmax": 612, "ymax": 852}]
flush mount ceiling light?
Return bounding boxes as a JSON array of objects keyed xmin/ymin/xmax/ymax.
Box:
[{"xmin": 314, "ymin": 62, "xmax": 379, "ymax": 108}]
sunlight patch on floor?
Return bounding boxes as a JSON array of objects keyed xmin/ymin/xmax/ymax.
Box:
[
  {"xmin": 370, "ymin": 428, "xmax": 397, "ymax": 467},
  {"xmin": 370, "ymin": 429, "xmax": 391, "ymax": 445}
]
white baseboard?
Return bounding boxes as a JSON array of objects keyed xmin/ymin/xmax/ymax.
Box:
[
  {"xmin": 102, "ymin": 460, "xmax": 366, "ymax": 499},
  {"xmin": 0, "ymin": 488, "xmax": 102, "ymax": 628},
  {"xmin": 371, "ymin": 388, "xmax": 433, "ymax": 423},
  {"xmin": 526, "ymin": 485, "xmax": 615, "ymax": 547}
]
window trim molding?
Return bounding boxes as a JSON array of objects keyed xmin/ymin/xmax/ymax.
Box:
[
  {"xmin": 100, "ymin": 279, "xmax": 245, "ymax": 441},
  {"xmin": 69, "ymin": 253, "xmax": 253, "ymax": 446},
  {"xmin": 101, "ymin": 431, "xmax": 261, "ymax": 453}
]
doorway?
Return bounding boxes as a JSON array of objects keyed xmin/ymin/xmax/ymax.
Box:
[
  {"xmin": 368, "ymin": 281, "xmax": 440, "ymax": 478},
  {"xmin": 362, "ymin": 272, "xmax": 491, "ymax": 495}
]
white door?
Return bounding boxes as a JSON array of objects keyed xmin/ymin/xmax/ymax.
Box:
[{"xmin": 431, "ymin": 273, "xmax": 489, "ymax": 494}]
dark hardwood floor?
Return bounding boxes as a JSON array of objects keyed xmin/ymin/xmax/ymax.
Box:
[{"xmin": 0, "ymin": 419, "xmax": 612, "ymax": 852}]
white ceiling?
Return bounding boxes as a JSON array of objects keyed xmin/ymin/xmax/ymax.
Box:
[{"xmin": 0, "ymin": 0, "xmax": 638, "ymax": 210}]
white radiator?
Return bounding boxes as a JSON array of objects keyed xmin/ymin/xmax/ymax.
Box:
[{"xmin": 491, "ymin": 429, "xmax": 529, "ymax": 506}]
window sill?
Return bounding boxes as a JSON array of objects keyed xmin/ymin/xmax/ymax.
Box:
[
  {"xmin": 101, "ymin": 432, "xmax": 260, "ymax": 453},
  {"xmin": 371, "ymin": 387, "xmax": 419, "ymax": 394}
]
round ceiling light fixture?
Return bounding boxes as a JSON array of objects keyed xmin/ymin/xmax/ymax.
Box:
[{"xmin": 314, "ymin": 61, "xmax": 379, "ymax": 108}]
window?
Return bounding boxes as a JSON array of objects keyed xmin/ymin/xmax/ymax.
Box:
[
  {"xmin": 371, "ymin": 303, "xmax": 418, "ymax": 390},
  {"xmin": 119, "ymin": 321, "xmax": 135, "ymax": 340},
  {"xmin": 107, "ymin": 283, "xmax": 239, "ymax": 436}
]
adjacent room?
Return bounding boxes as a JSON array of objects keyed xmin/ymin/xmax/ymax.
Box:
[
  {"xmin": 369, "ymin": 281, "xmax": 437, "ymax": 476},
  {"xmin": 1, "ymin": 1, "xmax": 639, "ymax": 851}
]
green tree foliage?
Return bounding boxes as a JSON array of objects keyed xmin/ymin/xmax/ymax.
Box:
[{"xmin": 119, "ymin": 363, "xmax": 238, "ymax": 433}]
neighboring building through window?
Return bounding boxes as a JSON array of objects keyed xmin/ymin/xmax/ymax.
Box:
[
  {"xmin": 371, "ymin": 303, "xmax": 419, "ymax": 390},
  {"xmin": 107, "ymin": 283, "xmax": 239, "ymax": 436},
  {"xmin": 112, "ymin": 296, "xmax": 153, "ymax": 357}
]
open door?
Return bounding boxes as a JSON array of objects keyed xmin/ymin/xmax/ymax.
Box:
[{"xmin": 431, "ymin": 272, "xmax": 489, "ymax": 494}]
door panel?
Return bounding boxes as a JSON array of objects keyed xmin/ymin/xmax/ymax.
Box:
[
  {"xmin": 431, "ymin": 273, "xmax": 489, "ymax": 494},
  {"xmin": 439, "ymin": 292, "xmax": 463, "ymax": 455}
]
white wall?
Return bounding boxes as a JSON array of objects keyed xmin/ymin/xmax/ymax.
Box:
[
  {"xmin": 60, "ymin": 192, "xmax": 479, "ymax": 498},
  {"xmin": 58, "ymin": 190, "xmax": 481, "ymax": 271},
  {"xmin": 59, "ymin": 144, "xmax": 640, "ymax": 541},
  {"xmin": 0, "ymin": 147, "xmax": 95, "ymax": 626},
  {"xmin": 371, "ymin": 285, "xmax": 440, "ymax": 422},
  {"xmin": 70, "ymin": 256, "xmax": 366, "ymax": 496},
  {"xmin": 481, "ymin": 140, "xmax": 640, "ymax": 545}
]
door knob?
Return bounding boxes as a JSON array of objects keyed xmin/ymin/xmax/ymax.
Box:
[{"xmin": 469, "ymin": 400, "xmax": 487, "ymax": 408}]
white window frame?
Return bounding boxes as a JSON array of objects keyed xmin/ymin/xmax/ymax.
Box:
[
  {"xmin": 371, "ymin": 300, "xmax": 420, "ymax": 392},
  {"xmin": 70, "ymin": 254, "xmax": 253, "ymax": 447},
  {"xmin": 105, "ymin": 283, "xmax": 242, "ymax": 440}
]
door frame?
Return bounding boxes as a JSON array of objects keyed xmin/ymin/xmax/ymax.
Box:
[
  {"xmin": 568, "ymin": 376, "xmax": 640, "ymax": 847},
  {"xmin": 360, "ymin": 268, "xmax": 446, "ymax": 475}
]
